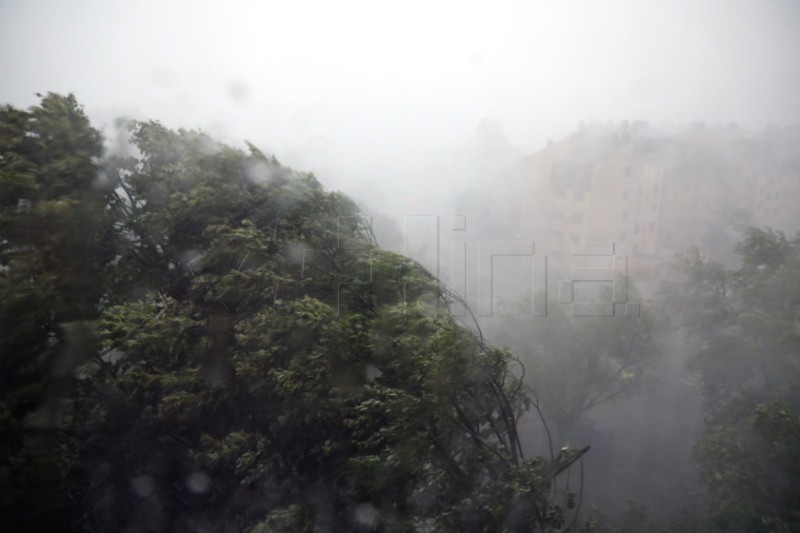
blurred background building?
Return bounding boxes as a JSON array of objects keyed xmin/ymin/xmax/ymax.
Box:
[{"xmin": 520, "ymin": 121, "xmax": 800, "ymax": 286}]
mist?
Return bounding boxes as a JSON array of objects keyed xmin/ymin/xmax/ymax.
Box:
[
  {"xmin": 2, "ymin": 1, "xmax": 800, "ymax": 531},
  {"xmin": 3, "ymin": 0, "xmax": 799, "ymax": 214}
]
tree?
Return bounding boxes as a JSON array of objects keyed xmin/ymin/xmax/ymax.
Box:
[
  {"xmin": 5, "ymin": 100, "xmax": 591, "ymax": 531},
  {"xmin": 492, "ymin": 283, "xmax": 659, "ymax": 446},
  {"xmin": 0, "ymin": 93, "xmax": 114, "ymax": 530},
  {"xmin": 662, "ymin": 228, "xmax": 800, "ymax": 532}
]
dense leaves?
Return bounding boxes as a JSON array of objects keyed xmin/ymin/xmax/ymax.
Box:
[
  {"xmin": 663, "ymin": 228, "xmax": 800, "ymax": 532},
  {"xmin": 1, "ymin": 94, "xmax": 582, "ymax": 532},
  {"xmin": 493, "ymin": 285, "xmax": 659, "ymax": 444},
  {"xmin": 0, "ymin": 93, "xmax": 112, "ymax": 531}
]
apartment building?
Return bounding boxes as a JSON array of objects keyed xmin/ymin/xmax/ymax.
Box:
[
  {"xmin": 749, "ymin": 126, "xmax": 800, "ymax": 232},
  {"xmin": 520, "ymin": 122, "xmax": 800, "ymax": 283}
]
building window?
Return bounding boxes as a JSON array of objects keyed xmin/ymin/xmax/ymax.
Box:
[
  {"xmin": 620, "ymin": 231, "xmax": 627, "ymax": 242},
  {"xmin": 570, "ymin": 212, "xmax": 583, "ymax": 223},
  {"xmin": 623, "ymin": 189, "xmax": 629, "ymax": 199},
  {"xmin": 574, "ymin": 191, "xmax": 584, "ymax": 201},
  {"xmin": 622, "ymin": 210, "xmax": 628, "ymax": 221}
]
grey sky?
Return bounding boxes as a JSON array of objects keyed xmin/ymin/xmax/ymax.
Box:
[{"xmin": 2, "ymin": 0, "xmax": 799, "ymax": 212}]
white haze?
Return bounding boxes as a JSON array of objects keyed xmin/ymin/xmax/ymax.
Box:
[
  {"xmin": 1, "ymin": 0, "xmax": 799, "ymax": 215},
  {"xmin": 3, "ymin": 0, "xmax": 800, "ymax": 521}
]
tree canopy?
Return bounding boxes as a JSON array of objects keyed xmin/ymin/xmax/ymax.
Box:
[
  {"xmin": 1, "ymin": 94, "xmax": 583, "ymax": 532},
  {"xmin": 492, "ymin": 285, "xmax": 659, "ymax": 445},
  {"xmin": 662, "ymin": 228, "xmax": 800, "ymax": 532},
  {"xmin": 0, "ymin": 93, "xmax": 113, "ymax": 530}
]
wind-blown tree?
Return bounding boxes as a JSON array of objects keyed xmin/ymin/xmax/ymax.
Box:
[
  {"xmin": 0, "ymin": 101, "xmax": 583, "ymax": 532},
  {"xmin": 0, "ymin": 93, "xmax": 115, "ymax": 530},
  {"xmin": 662, "ymin": 228, "xmax": 800, "ymax": 532},
  {"xmin": 492, "ymin": 284, "xmax": 659, "ymax": 446}
]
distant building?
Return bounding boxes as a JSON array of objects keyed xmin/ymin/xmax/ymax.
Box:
[{"xmin": 520, "ymin": 122, "xmax": 800, "ymax": 284}]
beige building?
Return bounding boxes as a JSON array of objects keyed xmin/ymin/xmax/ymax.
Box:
[
  {"xmin": 520, "ymin": 123, "xmax": 800, "ymax": 284},
  {"xmin": 749, "ymin": 126, "xmax": 800, "ymax": 232}
]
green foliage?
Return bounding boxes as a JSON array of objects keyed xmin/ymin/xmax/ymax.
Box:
[
  {"xmin": 0, "ymin": 92, "xmax": 104, "ymax": 205},
  {"xmin": 248, "ymin": 504, "xmax": 314, "ymax": 533},
  {"xmin": 494, "ymin": 284, "xmax": 659, "ymax": 442},
  {"xmin": 0, "ymin": 93, "xmax": 112, "ymax": 531},
  {"xmin": 663, "ymin": 228, "xmax": 800, "ymax": 532},
  {"xmin": 0, "ymin": 94, "xmax": 586, "ymax": 531}
]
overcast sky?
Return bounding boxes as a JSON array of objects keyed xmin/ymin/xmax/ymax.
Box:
[{"xmin": 2, "ymin": 0, "xmax": 799, "ymax": 214}]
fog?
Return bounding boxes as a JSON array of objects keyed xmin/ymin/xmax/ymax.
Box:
[
  {"xmin": 2, "ymin": 1, "xmax": 800, "ymax": 531},
  {"xmin": 3, "ymin": 0, "xmax": 800, "ymax": 213}
]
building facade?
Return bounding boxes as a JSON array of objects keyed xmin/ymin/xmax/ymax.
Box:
[{"xmin": 520, "ymin": 122, "xmax": 800, "ymax": 285}]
